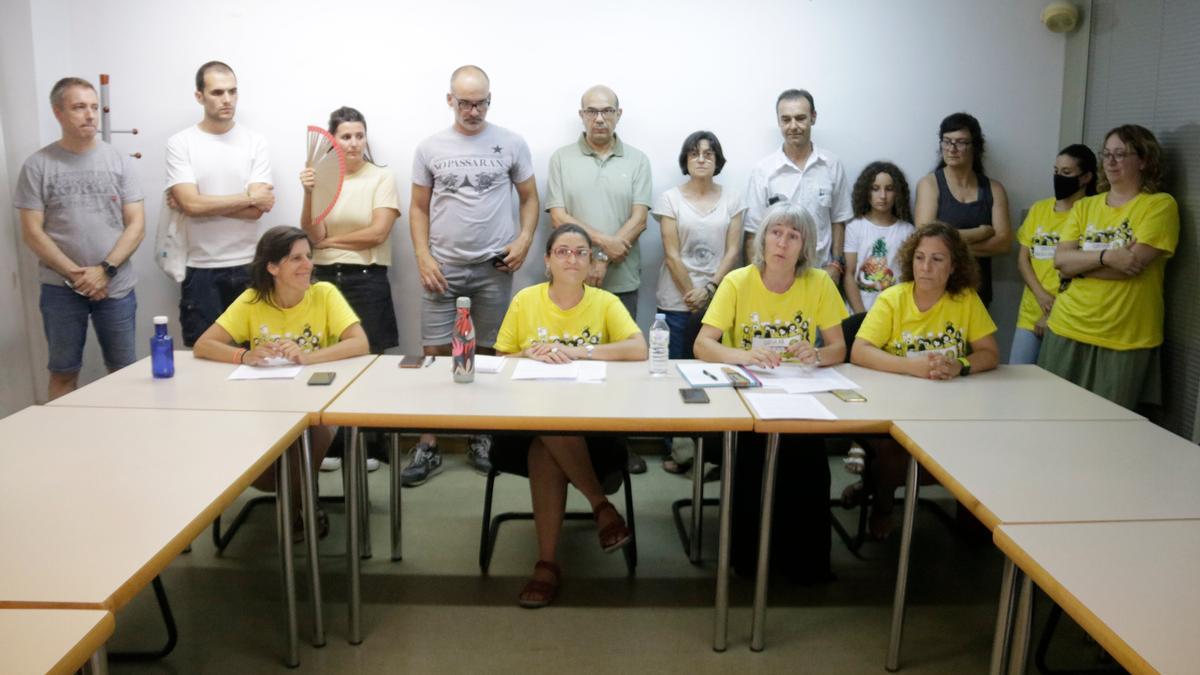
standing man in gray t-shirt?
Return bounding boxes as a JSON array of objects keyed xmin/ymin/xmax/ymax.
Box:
[
  {"xmin": 405, "ymin": 64, "xmax": 540, "ymax": 485},
  {"xmin": 15, "ymin": 77, "xmax": 145, "ymax": 400}
]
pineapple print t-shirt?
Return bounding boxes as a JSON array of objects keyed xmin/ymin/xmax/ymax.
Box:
[
  {"xmin": 843, "ymin": 217, "xmax": 915, "ymax": 311},
  {"xmin": 494, "ymin": 283, "xmax": 641, "ymax": 353},
  {"xmin": 216, "ymin": 282, "xmax": 360, "ymax": 352},
  {"xmin": 857, "ymin": 282, "xmax": 996, "ymax": 358},
  {"xmin": 1015, "ymin": 198, "xmax": 1071, "ymax": 331},
  {"xmin": 702, "ymin": 265, "xmax": 848, "ymax": 350},
  {"xmin": 1047, "ymin": 191, "xmax": 1179, "ymax": 350}
]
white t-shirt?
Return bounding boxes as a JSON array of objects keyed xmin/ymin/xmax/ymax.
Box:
[
  {"xmin": 843, "ymin": 216, "xmax": 914, "ymax": 310},
  {"xmin": 165, "ymin": 123, "xmax": 272, "ymax": 268},
  {"xmin": 313, "ymin": 162, "xmax": 399, "ymax": 267},
  {"xmin": 652, "ymin": 186, "xmax": 746, "ymax": 312}
]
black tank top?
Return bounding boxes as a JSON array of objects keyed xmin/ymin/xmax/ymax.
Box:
[{"xmin": 934, "ymin": 167, "xmax": 994, "ymax": 305}]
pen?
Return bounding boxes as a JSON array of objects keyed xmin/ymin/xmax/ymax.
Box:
[{"xmin": 702, "ymin": 369, "xmax": 718, "ymax": 381}]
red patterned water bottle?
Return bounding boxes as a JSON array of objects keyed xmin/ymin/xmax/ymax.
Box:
[{"xmin": 452, "ymin": 296, "xmax": 475, "ymax": 383}]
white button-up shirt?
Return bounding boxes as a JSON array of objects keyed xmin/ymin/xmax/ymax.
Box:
[{"xmin": 743, "ymin": 144, "xmax": 853, "ymax": 266}]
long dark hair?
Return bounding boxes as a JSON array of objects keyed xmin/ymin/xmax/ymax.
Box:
[
  {"xmin": 328, "ymin": 106, "xmax": 379, "ymax": 165},
  {"xmin": 851, "ymin": 161, "xmax": 913, "ymax": 222},
  {"xmin": 1058, "ymin": 143, "xmax": 1098, "ymax": 196},
  {"xmin": 935, "ymin": 112, "xmax": 986, "ymax": 176},
  {"xmin": 248, "ymin": 226, "xmax": 312, "ymax": 306}
]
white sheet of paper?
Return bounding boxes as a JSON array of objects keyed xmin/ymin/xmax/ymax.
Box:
[
  {"xmin": 576, "ymin": 361, "xmax": 607, "ymax": 382},
  {"xmin": 511, "ymin": 360, "xmax": 580, "ymax": 380},
  {"xmin": 742, "ymin": 392, "xmax": 838, "ymax": 420},
  {"xmin": 676, "ymin": 362, "xmax": 733, "ymax": 387},
  {"xmin": 473, "ymin": 355, "xmax": 507, "ymax": 374},
  {"xmin": 745, "ymin": 365, "xmax": 860, "ymax": 393},
  {"xmin": 228, "ymin": 364, "xmax": 304, "ymax": 380}
]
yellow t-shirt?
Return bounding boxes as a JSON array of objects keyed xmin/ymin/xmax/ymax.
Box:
[
  {"xmin": 216, "ymin": 281, "xmax": 360, "ymax": 352},
  {"xmin": 857, "ymin": 282, "xmax": 996, "ymax": 358},
  {"xmin": 493, "ymin": 283, "xmax": 641, "ymax": 353},
  {"xmin": 1015, "ymin": 198, "xmax": 1071, "ymax": 331},
  {"xmin": 701, "ymin": 265, "xmax": 848, "ymax": 350},
  {"xmin": 313, "ymin": 162, "xmax": 400, "ymax": 267},
  {"xmin": 1047, "ymin": 192, "xmax": 1179, "ymax": 350}
]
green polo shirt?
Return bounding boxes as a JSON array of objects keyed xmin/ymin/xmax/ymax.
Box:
[{"xmin": 545, "ymin": 134, "xmax": 652, "ymax": 294}]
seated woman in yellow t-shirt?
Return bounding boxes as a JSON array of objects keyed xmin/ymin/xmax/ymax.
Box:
[
  {"xmin": 492, "ymin": 224, "xmax": 647, "ymax": 608},
  {"xmin": 194, "ymin": 226, "xmax": 370, "ymax": 538},
  {"xmin": 850, "ymin": 222, "xmax": 999, "ymax": 537},
  {"xmin": 694, "ymin": 202, "xmax": 848, "ymax": 583},
  {"xmin": 1040, "ymin": 124, "xmax": 1179, "ymax": 410}
]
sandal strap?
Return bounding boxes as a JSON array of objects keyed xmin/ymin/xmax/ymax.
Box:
[{"xmin": 533, "ymin": 559, "xmax": 561, "ymax": 580}]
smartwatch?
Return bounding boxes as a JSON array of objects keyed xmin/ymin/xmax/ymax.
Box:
[
  {"xmin": 956, "ymin": 356, "xmax": 971, "ymax": 377},
  {"xmin": 100, "ymin": 261, "xmax": 118, "ymax": 277}
]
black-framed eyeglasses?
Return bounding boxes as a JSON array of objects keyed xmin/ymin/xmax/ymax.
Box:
[
  {"xmin": 453, "ymin": 96, "xmax": 491, "ymax": 112},
  {"xmin": 580, "ymin": 108, "xmax": 618, "ymax": 119},
  {"xmin": 940, "ymin": 138, "xmax": 972, "ymax": 150}
]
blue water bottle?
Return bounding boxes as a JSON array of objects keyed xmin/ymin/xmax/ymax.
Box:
[{"xmin": 151, "ymin": 315, "xmax": 174, "ymax": 378}]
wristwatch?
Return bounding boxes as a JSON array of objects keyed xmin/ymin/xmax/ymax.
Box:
[
  {"xmin": 100, "ymin": 261, "xmax": 118, "ymax": 277},
  {"xmin": 592, "ymin": 248, "xmax": 609, "ymax": 263},
  {"xmin": 585, "ymin": 344, "xmax": 595, "ymax": 360},
  {"xmin": 957, "ymin": 356, "xmax": 971, "ymax": 377}
]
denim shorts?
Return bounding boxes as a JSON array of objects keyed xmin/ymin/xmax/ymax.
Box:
[
  {"xmin": 314, "ymin": 264, "xmax": 399, "ymax": 354},
  {"xmin": 421, "ymin": 261, "xmax": 512, "ymax": 348},
  {"xmin": 39, "ymin": 283, "xmax": 138, "ymax": 373},
  {"xmin": 179, "ymin": 265, "xmax": 250, "ymax": 346}
]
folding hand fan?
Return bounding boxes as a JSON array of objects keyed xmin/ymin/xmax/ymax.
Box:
[{"xmin": 306, "ymin": 125, "xmax": 346, "ymax": 226}]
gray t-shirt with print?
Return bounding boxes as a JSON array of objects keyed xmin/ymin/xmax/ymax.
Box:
[
  {"xmin": 14, "ymin": 141, "xmax": 143, "ymax": 298},
  {"xmin": 411, "ymin": 123, "xmax": 534, "ymax": 266}
]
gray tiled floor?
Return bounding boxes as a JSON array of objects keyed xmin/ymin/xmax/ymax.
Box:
[{"xmin": 108, "ymin": 442, "xmax": 1110, "ymax": 673}]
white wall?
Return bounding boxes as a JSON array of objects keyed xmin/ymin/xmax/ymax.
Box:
[{"xmin": 3, "ymin": 0, "xmax": 1069, "ymax": 403}]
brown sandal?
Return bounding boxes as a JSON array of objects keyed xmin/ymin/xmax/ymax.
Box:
[
  {"xmin": 593, "ymin": 500, "xmax": 632, "ymax": 553},
  {"xmin": 518, "ymin": 560, "xmax": 561, "ymax": 609}
]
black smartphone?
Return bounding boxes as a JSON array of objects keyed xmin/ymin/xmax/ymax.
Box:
[
  {"xmin": 679, "ymin": 387, "xmax": 710, "ymax": 404},
  {"xmin": 307, "ymin": 371, "xmax": 336, "ymax": 386},
  {"xmin": 399, "ymin": 355, "xmax": 425, "ymax": 368},
  {"xmin": 491, "ymin": 255, "xmax": 511, "ymax": 271}
]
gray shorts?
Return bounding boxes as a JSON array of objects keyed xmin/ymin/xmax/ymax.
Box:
[{"xmin": 422, "ymin": 261, "xmax": 513, "ymax": 348}]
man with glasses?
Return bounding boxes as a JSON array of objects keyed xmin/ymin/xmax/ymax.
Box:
[
  {"xmin": 744, "ymin": 89, "xmax": 851, "ymax": 282},
  {"xmin": 545, "ymin": 84, "xmax": 652, "ymax": 473},
  {"xmin": 405, "ymin": 64, "xmax": 540, "ymax": 485}
]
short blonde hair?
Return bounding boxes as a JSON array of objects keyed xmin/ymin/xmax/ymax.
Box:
[{"xmin": 752, "ymin": 202, "xmax": 819, "ymax": 277}]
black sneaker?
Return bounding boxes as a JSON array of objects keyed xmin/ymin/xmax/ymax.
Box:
[
  {"xmin": 467, "ymin": 435, "xmax": 493, "ymax": 474},
  {"xmin": 400, "ymin": 443, "xmax": 443, "ymax": 487}
]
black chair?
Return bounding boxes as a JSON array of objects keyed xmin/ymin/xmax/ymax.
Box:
[{"xmin": 479, "ymin": 440, "xmax": 637, "ymax": 576}]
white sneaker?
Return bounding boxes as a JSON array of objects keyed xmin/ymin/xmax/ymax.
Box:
[
  {"xmin": 366, "ymin": 457, "xmax": 381, "ymax": 473},
  {"xmin": 320, "ymin": 456, "xmax": 342, "ymax": 472}
]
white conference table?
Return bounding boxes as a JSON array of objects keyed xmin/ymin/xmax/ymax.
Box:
[
  {"xmin": 0, "ymin": 406, "xmax": 308, "ymax": 666},
  {"xmin": 994, "ymin": 520, "xmax": 1200, "ymax": 675},
  {"xmin": 890, "ymin": 419, "xmax": 1200, "ymax": 674},
  {"xmin": 321, "ymin": 355, "xmax": 756, "ymax": 646},
  {"xmin": 0, "ymin": 608, "xmax": 114, "ymax": 675},
  {"xmin": 49, "ymin": 351, "xmax": 378, "ymax": 648},
  {"xmin": 741, "ymin": 364, "xmax": 1143, "ymax": 656}
]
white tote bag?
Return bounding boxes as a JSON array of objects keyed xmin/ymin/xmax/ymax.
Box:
[{"xmin": 154, "ymin": 193, "xmax": 188, "ymax": 282}]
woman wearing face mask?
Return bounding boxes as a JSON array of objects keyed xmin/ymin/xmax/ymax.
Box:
[
  {"xmin": 1039, "ymin": 125, "xmax": 1179, "ymax": 410},
  {"xmin": 1009, "ymin": 145, "xmax": 1097, "ymax": 364},
  {"xmin": 914, "ymin": 113, "xmax": 1012, "ymax": 306}
]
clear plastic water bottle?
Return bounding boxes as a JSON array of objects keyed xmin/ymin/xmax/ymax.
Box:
[
  {"xmin": 649, "ymin": 313, "xmax": 670, "ymax": 376},
  {"xmin": 150, "ymin": 315, "xmax": 174, "ymax": 378},
  {"xmin": 452, "ymin": 297, "xmax": 476, "ymax": 383}
]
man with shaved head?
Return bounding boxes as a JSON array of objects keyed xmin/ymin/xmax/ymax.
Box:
[
  {"xmin": 545, "ymin": 84, "xmax": 652, "ymax": 473},
  {"xmin": 406, "ymin": 64, "xmax": 540, "ymax": 484}
]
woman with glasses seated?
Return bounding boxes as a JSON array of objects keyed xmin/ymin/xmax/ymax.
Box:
[
  {"xmin": 914, "ymin": 112, "xmax": 1012, "ymax": 306},
  {"xmin": 849, "ymin": 223, "xmax": 999, "ymax": 538},
  {"xmin": 193, "ymin": 226, "xmax": 370, "ymax": 538},
  {"xmin": 492, "ymin": 224, "xmax": 648, "ymax": 608},
  {"xmin": 694, "ymin": 202, "xmax": 847, "ymax": 583},
  {"xmin": 1039, "ymin": 125, "xmax": 1178, "ymax": 410}
]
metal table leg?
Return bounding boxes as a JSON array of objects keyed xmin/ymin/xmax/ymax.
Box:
[
  {"xmin": 714, "ymin": 430, "xmax": 735, "ymax": 652},
  {"xmin": 276, "ymin": 446, "xmax": 299, "ymax": 667},
  {"xmin": 886, "ymin": 455, "xmax": 921, "ymax": 671},
  {"xmin": 749, "ymin": 432, "xmax": 781, "ymax": 652},
  {"xmin": 359, "ymin": 431, "xmax": 372, "ymax": 559},
  {"xmin": 297, "ymin": 429, "xmax": 325, "ymax": 647},
  {"xmin": 989, "ymin": 557, "xmax": 1020, "ymax": 675},
  {"xmin": 84, "ymin": 645, "xmax": 108, "ymax": 675},
  {"xmin": 347, "ymin": 427, "xmax": 362, "ymax": 645},
  {"xmin": 690, "ymin": 436, "xmax": 705, "ymax": 563},
  {"xmin": 1008, "ymin": 573, "xmax": 1034, "ymax": 675}
]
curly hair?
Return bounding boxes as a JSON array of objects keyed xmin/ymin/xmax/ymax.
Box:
[
  {"xmin": 1097, "ymin": 124, "xmax": 1165, "ymax": 194},
  {"xmin": 897, "ymin": 222, "xmax": 980, "ymax": 297},
  {"xmin": 851, "ymin": 161, "xmax": 913, "ymax": 222}
]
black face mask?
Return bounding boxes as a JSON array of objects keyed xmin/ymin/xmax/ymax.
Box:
[{"xmin": 1054, "ymin": 174, "xmax": 1081, "ymax": 200}]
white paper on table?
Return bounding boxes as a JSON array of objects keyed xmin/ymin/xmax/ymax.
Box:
[
  {"xmin": 473, "ymin": 354, "xmax": 507, "ymax": 374},
  {"xmin": 576, "ymin": 361, "xmax": 607, "ymax": 383},
  {"xmin": 676, "ymin": 362, "xmax": 737, "ymax": 387},
  {"xmin": 228, "ymin": 364, "xmax": 304, "ymax": 380},
  {"xmin": 511, "ymin": 360, "xmax": 580, "ymax": 380},
  {"xmin": 745, "ymin": 364, "xmax": 860, "ymax": 394},
  {"xmin": 742, "ymin": 392, "xmax": 838, "ymax": 420}
]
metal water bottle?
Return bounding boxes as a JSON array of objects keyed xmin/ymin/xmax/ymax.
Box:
[
  {"xmin": 452, "ymin": 297, "xmax": 476, "ymax": 383},
  {"xmin": 150, "ymin": 315, "xmax": 174, "ymax": 378}
]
